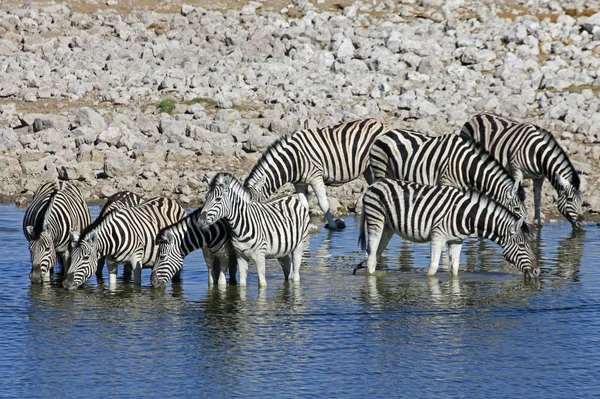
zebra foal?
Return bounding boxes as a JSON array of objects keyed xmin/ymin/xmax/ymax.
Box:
[
  {"xmin": 460, "ymin": 112, "xmax": 584, "ymax": 229},
  {"xmin": 354, "ymin": 179, "xmax": 538, "ymax": 278},
  {"xmin": 370, "ymin": 129, "xmax": 531, "ymax": 225},
  {"xmin": 244, "ymin": 118, "xmax": 389, "ymax": 230},
  {"xmin": 63, "ymin": 197, "xmax": 185, "ymax": 289},
  {"xmin": 198, "ymin": 172, "xmax": 310, "ymax": 287},
  {"xmin": 23, "ymin": 181, "xmax": 91, "ymax": 283},
  {"xmin": 151, "ymin": 213, "xmax": 237, "ymax": 288}
]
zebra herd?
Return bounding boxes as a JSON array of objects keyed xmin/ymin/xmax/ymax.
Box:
[{"xmin": 22, "ymin": 113, "xmax": 585, "ymax": 288}]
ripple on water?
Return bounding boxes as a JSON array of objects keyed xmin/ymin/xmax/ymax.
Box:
[{"xmin": 0, "ymin": 206, "xmax": 599, "ymax": 397}]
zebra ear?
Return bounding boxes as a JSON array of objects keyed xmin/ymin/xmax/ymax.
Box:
[
  {"xmin": 203, "ymin": 174, "xmax": 212, "ymax": 186},
  {"xmin": 255, "ymin": 174, "xmax": 267, "ymax": 192},
  {"xmin": 70, "ymin": 231, "xmax": 80, "ymax": 243},
  {"xmin": 163, "ymin": 230, "xmax": 175, "ymax": 245},
  {"xmin": 87, "ymin": 230, "xmax": 98, "ymax": 245},
  {"xmin": 510, "ymin": 217, "xmax": 525, "ymax": 236},
  {"xmin": 555, "ymin": 172, "xmax": 570, "ymax": 190},
  {"xmin": 26, "ymin": 225, "xmax": 35, "ymax": 237}
]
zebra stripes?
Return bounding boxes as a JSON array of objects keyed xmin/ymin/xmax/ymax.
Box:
[
  {"xmin": 151, "ymin": 213, "xmax": 236, "ymax": 288},
  {"xmin": 244, "ymin": 118, "xmax": 389, "ymax": 230},
  {"xmin": 460, "ymin": 112, "xmax": 584, "ymax": 229},
  {"xmin": 95, "ymin": 191, "xmax": 144, "ymax": 281},
  {"xmin": 199, "ymin": 172, "xmax": 310, "ymax": 287},
  {"xmin": 370, "ymin": 129, "xmax": 531, "ymax": 224},
  {"xmin": 355, "ymin": 179, "xmax": 537, "ymax": 277},
  {"xmin": 23, "ymin": 181, "xmax": 91, "ymax": 283},
  {"xmin": 63, "ymin": 196, "xmax": 185, "ymax": 289}
]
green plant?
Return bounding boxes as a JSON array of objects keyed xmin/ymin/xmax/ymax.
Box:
[{"xmin": 156, "ymin": 99, "xmax": 177, "ymax": 114}]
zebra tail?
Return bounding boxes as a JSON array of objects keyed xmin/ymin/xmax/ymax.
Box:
[{"xmin": 358, "ymin": 204, "xmax": 367, "ymax": 251}]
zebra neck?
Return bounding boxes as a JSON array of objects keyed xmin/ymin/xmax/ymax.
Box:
[
  {"xmin": 178, "ymin": 213, "xmax": 205, "ymax": 255},
  {"xmin": 470, "ymin": 198, "xmax": 512, "ymax": 247},
  {"xmin": 223, "ymin": 194, "xmax": 252, "ymax": 234}
]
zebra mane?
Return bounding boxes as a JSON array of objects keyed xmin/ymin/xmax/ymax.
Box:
[
  {"xmin": 458, "ymin": 134, "xmax": 526, "ymax": 202},
  {"xmin": 77, "ymin": 206, "xmax": 116, "ymax": 243},
  {"xmin": 244, "ymin": 133, "xmax": 295, "ymax": 188},
  {"xmin": 210, "ymin": 172, "xmax": 252, "ymax": 200}
]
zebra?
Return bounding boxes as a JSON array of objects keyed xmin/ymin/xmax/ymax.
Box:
[
  {"xmin": 198, "ymin": 172, "xmax": 310, "ymax": 287},
  {"xmin": 460, "ymin": 112, "xmax": 584, "ymax": 229},
  {"xmin": 150, "ymin": 212, "xmax": 237, "ymax": 288},
  {"xmin": 23, "ymin": 181, "xmax": 91, "ymax": 283},
  {"xmin": 354, "ymin": 179, "xmax": 538, "ymax": 278},
  {"xmin": 369, "ymin": 128, "xmax": 531, "ymax": 226},
  {"xmin": 243, "ymin": 118, "xmax": 390, "ymax": 230},
  {"xmin": 63, "ymin": 196, "xmax": 185, "ymax": 289},
  {"xmin": 95, "ymin": 191, "xmax": 144, "ymax": 281}
]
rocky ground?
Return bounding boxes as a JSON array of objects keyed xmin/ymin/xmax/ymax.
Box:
[{"xmin": 0, "ymin": 0, "xmax": 599, "ymax": 224}]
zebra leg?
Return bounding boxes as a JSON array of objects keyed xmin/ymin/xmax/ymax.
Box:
[
  {"xmin": 96, "ymin": 257, "xmax": 105, "ymax": 281},
  {"xmin": 426, "ymin": 235, "xmax": 446, "ymax": 277},
  {"xmin": 255, "ymin": 255, "xmax": 268, "ymax": 287},
  {"xmin": 311, "ymin": 180, "xmax": 344, "ymax": 230},
  {"xmin": 291, "ymin": 239, "xmax": 306, "ymax": 282},
  {"xmin": 237, "ymin": 256, "xmax": 248, "ymax": 287},
  {"xmin": 214, "ymin": 257, "xmax": 227, "ymax": 286},
  {"xmin": 448, "ymin": 242, "xmax": 463, "ymax": 276},
  {"xmin": 295, "ymin": 183, "xmax": 309, "ymax": 197},
  {"xmin": 107, "ymin": 260, "xmax": 118, "ymax": 286},
  {"xmin": 203, "ymin": 249, "xmax": 217, "ymax": 285},
  {"xmin": 133, "ymin": 261, "xmax": 142, "ymax": 285},
  {"xmin": 533, "ymin": 177, "xmax": 544, "ymax": 227},
  {"xmin": 277, "ymin": 256, "xmax": 292, "ymax": 280},
  {"xmin": 376, "ymin": 226, "xmax": 395, "ymax": 259},
  {"xmin": 227, "ymin": 254, "xmax": 237, "ymax": 285}
]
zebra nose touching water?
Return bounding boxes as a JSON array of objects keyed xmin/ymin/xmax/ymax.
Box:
[
  {"xmin": 198, "ymin": 172, "xmax": 310, "ymax": 287},
  {"xmin": 150, "ymin": 214, "xmax": 237, "ymax": 288},
  {"xmin": 23, "ymin": 181, "xmax": 91, "ymax": 284},
  {"xmin": 369, "ymin": 128, "xmax": 533, "ymax": 229},
  {"xmin": 460, "ymin": 112, "xmax": 585, "ymax": 230},
  {"xmin": 63, "ymin": 197, "xmax": 185, "ymax": 290},
  {"xmin": 354, "ymin": 179, "xmax": 538, "ymax": 278}
]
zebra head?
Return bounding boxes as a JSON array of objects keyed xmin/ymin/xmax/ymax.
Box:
[
  {"xmin": 26, "ymin": 224, "xmax": 56, "ymax": 284},
  {"xmin": 63, "ymin": 230, "xmax": 101, "ymax": 290},
  {"xmin": 151, "ymin": 230, "xmax": 182, "ymax": 288},
  {"xmin": 198, "ymin": 174, "xmax": 234, "ymax": 230},
  {"xmin": 556, "ymin": 173, "xmax": 585, "ymax": 229},
  {"xmin": 502, "ymin": 218, "xmax": 539, "ymax": 278}
]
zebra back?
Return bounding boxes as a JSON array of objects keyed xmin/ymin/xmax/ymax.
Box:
[
  {"xmin": 460, "ymin": 112, "xmax": 581, "ymax": 189},
  {"xmin": 244, "ymin": 118, "xmax": 389, "ymax": 200},
  {"xmin": 361, "ymin": 179, "xmax": 535, "ymax": 273},
  {"xmin": 370, "ymin": 129, "xmax": 528, "ymax": 221},
  {"xmin": 23, "ymin": 181, "xmax": 90, "ymax": 246},
  {"xmin": 98, "ymin": 191, "xmax": 144, "ymax": 219}
]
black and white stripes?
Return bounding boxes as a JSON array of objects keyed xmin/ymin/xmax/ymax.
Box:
[
  {"xmin": 370, "ymin": 128, "xmax": 531, "ymax": 225},
  {"xmin": 63, "ymin": 197, "xmax": 185, "ymax": 289},
  {"xmin": 356, "ymin": 179, "xmax": 538, "ymax": 277},
  {"xmin": 151, "ymin": 212, "xmax": 236, "ymax": 288},
  {"xmin": 199, "ymin": 172, "xmax": 310, "ymax": 287},
  {"xmin": 244, "ymin": 118, "xmax": 389, "ymax": 229},
  {"xmin": 23, "ymin": 181, "xmax": 91, "ymax": 283},
  {"xmin": 460, "ymin": 112, "xmax": 584, "ymax": 229}
]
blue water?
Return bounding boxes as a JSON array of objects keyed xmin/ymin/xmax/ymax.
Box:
[{"xmin": 0, "ymin": 203, "xmax": 599, "ymax": 398}]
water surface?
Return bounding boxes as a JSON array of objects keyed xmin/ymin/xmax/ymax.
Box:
[{"xmin": 1, "ymin": 204, "xmax": 599, "ymax": 398}]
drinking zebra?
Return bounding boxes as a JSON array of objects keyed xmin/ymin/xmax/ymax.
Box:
[
  {"xmin": 95, "ymin": 191, "xmax": 144, "ymax": 281},
  {"xmin": 199, "ymin": 172, "xmax": 310, "ymax": 287},
  {"xmin": 244, "ymin": 118, "xmax": 389, "ymax": 230},
  {"xmin": 23, "ymin": 181, "xmax": 91, "ymax": 283},
  {"xmin": 370, "ymin": 128, "xmax": 531, "ymax": 225},
  {"xmin": 63, "ymin": 197, "xmax": 185, "ymax": 289},
  {"xmin": 354, "ymin": 179, "xmax": 538, "ymax": 278},
  {"xmin": 151, "ymin": 213, "xmax": 237, "ymax": 288},
  {"xmin": 460, "ymin": 112, "xmax": 584, "ymax": 229}
]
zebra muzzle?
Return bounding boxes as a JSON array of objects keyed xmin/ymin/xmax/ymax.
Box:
[
  {"xmin": 150, "ymin": 271, "xmax": 166, "ymax": 288},
  {"xmin": 524, "ymin": 267, "xmax": 540, "ymax": 279}
]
